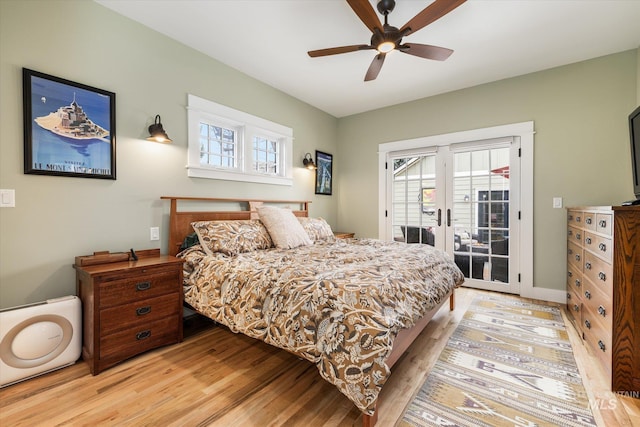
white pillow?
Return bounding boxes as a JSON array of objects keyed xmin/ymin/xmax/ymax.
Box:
[{"xmin": 257, "ymin": 206, "xmax": 313, "ymax": 249}]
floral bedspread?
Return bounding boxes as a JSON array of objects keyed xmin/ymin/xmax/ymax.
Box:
[{"xmin": 180, "ymin": 238, "xmax": 464, "ymax": 415}]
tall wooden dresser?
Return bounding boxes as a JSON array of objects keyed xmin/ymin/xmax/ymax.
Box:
[{"xmin": 566, "ymin": 206, "xmax": 640, "ymax": 393}]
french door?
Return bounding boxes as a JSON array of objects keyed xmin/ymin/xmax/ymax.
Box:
[{"xmin": 386, "ymin": 138, "xmax": 520, "ymax": 293}]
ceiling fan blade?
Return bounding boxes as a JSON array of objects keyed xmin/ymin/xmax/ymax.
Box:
[
  {"xmin": 308, "ymin": 44, "xmax": 372, "ymax": 57},
  {"xmin": 364, "ymin": 53, "xmax": 386, "ymax": 81},
  {"xmin": 399, "ymin": 43, "xmax": 453, "ymax": 61},
  {"xmin": 400, "ymin": 0, "xmax": 467, "ymax": 36},
  {"xmin": 346, "ymin": 0, "xmax": 383, "ymax": 33}
]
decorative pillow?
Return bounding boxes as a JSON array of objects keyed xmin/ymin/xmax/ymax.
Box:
[
  {"xmin": 191, "ymin": 220, "xmax": 273, "ymax": 256},
  {"xmin": 257, "ymin": 206, "xmax": 313, "ymax": 249},
  {"xmin": 298, "ymin": 217, "xmax": 335, "ymax": 243}
]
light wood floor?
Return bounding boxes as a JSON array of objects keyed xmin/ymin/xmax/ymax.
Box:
[{"xmin": 1, "ymin": 288, "xmax": 639, "ymax": 426}]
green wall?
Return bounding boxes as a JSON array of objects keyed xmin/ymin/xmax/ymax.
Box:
[
  {"xmin": 0, "ymin": 0, "xmax": 338, "ymax": 308},
  {"xmin": 336, "ymin": 49, "xmax": 638, "ymax": 292},
  {"xmin": 1, "ymin": 0, "xmax": 637, "ymax": 308}
]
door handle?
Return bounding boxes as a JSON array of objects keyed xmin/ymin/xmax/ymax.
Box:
[
  {"xmin": 437, "ymin": 209, "xmax": 442, "ymax": 226},
  {"xmin": 447, "ymin": 209, "xmax": 451, "ymax": 227}
]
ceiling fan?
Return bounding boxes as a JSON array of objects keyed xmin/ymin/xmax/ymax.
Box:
[{"xmin": 308, "ymin": 0, "xmax": 466, "ymax": 81}]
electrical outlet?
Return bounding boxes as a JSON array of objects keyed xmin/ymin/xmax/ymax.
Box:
[{"xmin": 150, "ymin": 227, "xmax": 160, "ymax": 241}]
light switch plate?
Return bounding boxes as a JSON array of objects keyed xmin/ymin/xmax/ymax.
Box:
[
  {"xmin": 0, "ymin": 189, "xmax": 15, "ymax": 207},
  {"xmin": 150, "ymin": 227, "xmax": 160, "ymax": 241},
  {"xmin": 553, "ymin": 197, "xmax": 563, "ymax": 209}
]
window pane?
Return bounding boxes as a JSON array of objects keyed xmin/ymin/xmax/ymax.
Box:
[
  {"xmin": 222, "ymin": 128, "xmax": 234, "ymax": 143},
  {"xmin": 200, "ymin": 123, "xmax": 236, "ymax": 168}
]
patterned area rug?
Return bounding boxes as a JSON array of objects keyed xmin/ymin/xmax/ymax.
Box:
[{"xmin": 400, "ymin": 293, "xmax": 596, "ymax": 427}]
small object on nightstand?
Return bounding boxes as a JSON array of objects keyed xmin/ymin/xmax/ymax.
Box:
[
  {"xmin": 129, "ymin": 248, "xmax": 138, "ymax": 261},
  {"xmin": 334, "ymin": 232, "xmax": 355, "ymax": 239},
  {"xmin": 74, "ymin": 248, "xmax": 185, "ymax": 375}
]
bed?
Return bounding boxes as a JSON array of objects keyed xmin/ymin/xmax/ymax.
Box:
[{"xmin": 162, "ymin": 196, "xmax": 464, "ymax": 426}]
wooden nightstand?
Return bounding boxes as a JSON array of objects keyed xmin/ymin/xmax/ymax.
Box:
[
  {"xmin": 334, "ymin": 232, "xmax": 355, "ymax": 239},
  {"xmin": 74, "ymin": 249, "xmax": 184, "ymax": 375}
]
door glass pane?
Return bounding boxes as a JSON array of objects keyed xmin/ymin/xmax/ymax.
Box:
[
  {"xmin": 391, "ymin": 155, "xmax": 438, "ymax": 246},
  {"xmin": 452, "ymin": 147, "xmax": 510, "ymax": 283}
]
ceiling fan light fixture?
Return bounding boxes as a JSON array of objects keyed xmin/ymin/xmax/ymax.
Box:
[{"xmin": 377, "ymin": 41, "xmax": 395, "ymax": 53}]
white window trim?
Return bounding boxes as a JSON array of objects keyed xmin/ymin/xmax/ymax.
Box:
[{"xmin": 187, "ymin": 94, "xmax": 293, "ymax": 186}]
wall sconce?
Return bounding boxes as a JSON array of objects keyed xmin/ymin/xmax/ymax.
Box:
[
  {"xmin": 463, "ymin": 194, "xmax": 470, "ymax": 202},
  {"xmin": 146, "ymin": 114, "xmax": 172, "ymax": 143},
  {"xmin": 303, "ymin": 153, "xmax": 316, "ymax": 169}
]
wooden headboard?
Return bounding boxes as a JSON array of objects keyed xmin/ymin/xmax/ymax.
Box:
[{"xmin": 161, "ymin": 196, "xmax": 311, "ymax": 256}]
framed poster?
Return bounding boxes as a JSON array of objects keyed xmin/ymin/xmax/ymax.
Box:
[
  {"xmin": 315, "ymin": 150, "xmax": 333, "ymax": 195},
  {"xmin": 23, "ymin": 68, "xmax": 116, "ymax": 179}
]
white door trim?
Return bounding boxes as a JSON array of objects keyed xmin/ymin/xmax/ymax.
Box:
[{"xmin": 378, "ymin": 121, "xmax": 564, "ymax": 302}]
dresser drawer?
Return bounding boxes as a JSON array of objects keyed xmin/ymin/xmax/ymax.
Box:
[
  {"xmin": 567, "ymin": 241, "xmax": 583, "ymax": 270},
  {"xmin": 596, "ymin": 213, "xmax": 612, "ymax": 236},
  {"xmin": 583, "ymin": 251, "xmax": 613, "ymax": 294},
  {"xmin": 99, "ymin": 267, "xmax": 181, "ymax": 307},
  {"xmin": 582, "ymin": 212, "xmax": 597, "ymax": 231},
  {"xmin": 567, "ymin": 226, "xmax": 583, "ymax": 245},
  {"xmin": 567, "ymin": 211, "xmax": 584, "ymax": 227},
  {"xmin": 584, "ymin": 232, "xmax": 613, "ymax": 263},
  {"xmin": 100, "ymin": 292, "xmax": 181, "ymax": 335},
  {"xmin": 100, "ymin": 316, "xmax": 180, "ymax": 360},
  {"xmin": 566, "ymin": 264, "xmax": 583, "ymax": 294},
  {"xmin": 581, "ymin": 304, "xmax": 612, "ymax": 372},
  {"xmin": 566, "ymin": 289, "xmax": 582, "ymax": 322},
  {"xmin": 581, "ymin": 278, "xmax": 612, "ymax": 332}
]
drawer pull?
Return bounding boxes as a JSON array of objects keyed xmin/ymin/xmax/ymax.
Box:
[
  {"xmin": 598, "ymin": 305, "xmax": 606, "ymax": 317},
  {"xmin": 598, "ymin": 220, "xmax": 607, "ymax": 228},
  {"xmin": 568, "ymin": 214, "xmax": 573, "ymax": 220},
  {"xmin": 598, "ymin": 340, "xmax": 606, "ymax": 352},
  {"xmin": 598, "ymin": 272, "xmax": 606, "ymax": 281},
  {"xmin": 598, "ymin": 243, "xmax": 607, "ymax": 252},
  {"xmin": 136, "ymin": 306, "xmax": 152, "ymax": 316},
  {"xmin": 585, "ymin": 262, "xmax": 591, "ymax": 270},
  {"xmin": 584, "ymin": 319, "xmax": 591, "ymax": 329},
  {"xmin": 136, "ymin": 330, "xmax": 151, "ymax": 341},
  {"xmin": 586, "ymin": 218, "xmax": 592, "ymax": 225},
  {"xmin": 575, "ymin": 233, "xmax": 581, "ymax": 240},
  {"xmin": 575, "ymin": 279, "xmax": 581, "ymax": 287},
  {"xmin": 576, "ymin": 216, "xmax": 581, "ymax": 222},
  {"xmin": 573, "ymin": 304, "xmax": 580, "ymax": 312},
  {"xmin": 575, "ymin": 254, "xmax": 581, "ymax": 262},
  {"xmin": 567, "ymin": 293, "xmax": 571, "ymax": 299},
  {"xmin": 568, "ymin": 230, "xmax": 572, "ymax": 236},
  {"xmin": 568, "ymin": 248, "xmax": 573, "ymax": 255},
  {"xmin": 584, "ymin": 290, "xmax": 591, "ymax": 299},
  {"xmin": 136, "ymin": 281, "xmax": 151, "ymax": 291},
  {"xmin": 568, "ymin": 271, "xmax": 573, "ymax": 278},
  {"xmin": 585, "ymin": 237, "xmax": 592, "ymax": 245}
]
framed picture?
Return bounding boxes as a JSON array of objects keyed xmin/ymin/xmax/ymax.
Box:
[
  {"xmin": 315, "ymin": 150, "xmax": 333, "ymax": 195},
  {"xmin": 23, "ymin": 68, "xmax": 116, "ymax": 179}
]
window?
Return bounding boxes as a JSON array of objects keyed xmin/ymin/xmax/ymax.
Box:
[{"xmin": 187, "ymin": 94, "xmax": 293, "ymax": 185}]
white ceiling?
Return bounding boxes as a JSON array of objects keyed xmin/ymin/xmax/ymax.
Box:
[{"xmin": 96, "ymin": 0, "xmax": 640, "ymax": 118}]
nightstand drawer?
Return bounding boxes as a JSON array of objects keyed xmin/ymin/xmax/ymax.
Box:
[
  {"xmin": 100, "ymin": 293, "xmax": 181, "ymax": 335},
  {"xmin": 100, "ymin": 316, "xmax": 180, "ymax": 360},
  {"xmin": 99, "ymin": 268, "xmax": 181, "ymax": 307}
]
